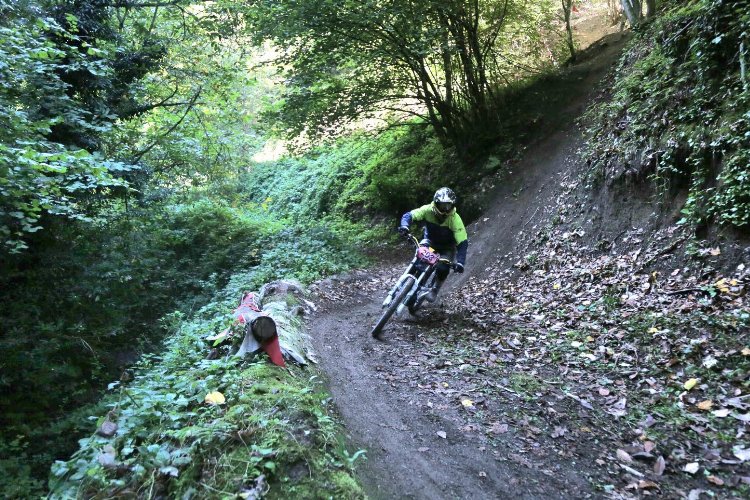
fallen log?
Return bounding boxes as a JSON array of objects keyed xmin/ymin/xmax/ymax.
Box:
[
  {"xmin": 233, "ymin": 292, "xmax": 284, "ymax": 366},
  {"xmin": 207, "ymin": 280, "xmax": 314, "ymax": 366}
]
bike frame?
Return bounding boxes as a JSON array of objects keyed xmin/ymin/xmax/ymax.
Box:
[{"xmin": 382, "ymin": 234, "xmax": 452, "ymax": 314}]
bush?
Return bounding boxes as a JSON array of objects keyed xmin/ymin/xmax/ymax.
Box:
[{"xmin": 586, "ymin": 0, "xmax": 750, "ymax": 229}]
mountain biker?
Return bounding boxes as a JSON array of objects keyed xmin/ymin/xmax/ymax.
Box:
[{"xmin": 398, "ymin": 187, "xmax": 468, "ymax": 302}]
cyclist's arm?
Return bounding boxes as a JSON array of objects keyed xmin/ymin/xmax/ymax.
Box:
[
  {"xmin": 401, "ymin": 204, "xmax": 432, "ymax": 228},
  {"xmin": 452, "ymin": 214, "xmax": 468, "ymax": 266},
  {"xmin": 456, "ymin": 239, "xmax": 468, "ymax": 266}
]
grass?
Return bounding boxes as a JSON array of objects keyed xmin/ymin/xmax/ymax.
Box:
[
  {"xmin": 508, "ymin": 373, "xmax": 542, "ymax": 396},
  {"xmin": 48, "ymin": 274, "xmax": 366, "ymax": 499}
]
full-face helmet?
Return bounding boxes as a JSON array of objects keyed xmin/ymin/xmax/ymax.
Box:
[{"xmin": 432, "ymin": 187, "xmax": 457, "ymax": 217}]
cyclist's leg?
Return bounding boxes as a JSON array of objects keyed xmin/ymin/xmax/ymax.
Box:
[{"xmin": 427, "ymin": 248, "xmax": 455, "ymax": 302}]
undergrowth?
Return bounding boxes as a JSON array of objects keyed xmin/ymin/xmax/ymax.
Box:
[
  {"xmin": 241, "ymin": 126, "xmax": 453, "ymax": 222},
  {"xmin": 586, "ymin": 0, "xmax": 750, "ymax": 228},
  {"xmin": 0, "ymin": 195, "xmax": 370, "ymax": 496},
  {"xmin": 48, "ymin": 272, "xmax": 365, "ymax": 498}
]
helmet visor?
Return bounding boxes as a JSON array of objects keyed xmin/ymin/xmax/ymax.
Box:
[{"xmin": 435, "ymin": 201, "xmax": 453, "ymax": 214}]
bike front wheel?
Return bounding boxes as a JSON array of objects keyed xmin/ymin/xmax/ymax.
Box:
[
  {"xmin": 371, "ymin": 275, "xmax": 415, "ymax": 339},
  {"xmin": 408, "ymin": 271, "xmax": 436, "ymax": 315}
]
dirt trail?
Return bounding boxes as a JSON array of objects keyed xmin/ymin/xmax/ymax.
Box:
[
  {"xmin": 310, "ymin": 269, "xmax": 586, "ymax": 499},
  {"xmin": 308, "ymin": 35, "xmax": 629, "ymax": 500}
]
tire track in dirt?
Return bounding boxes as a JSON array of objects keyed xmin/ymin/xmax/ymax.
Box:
[
  {"xmin": 308, "ymin": 269, "xmax": 589, "ymax": 499},
  {"xmin": 308, "ymin": 34, "xmax": 629, "ymax": 500}
]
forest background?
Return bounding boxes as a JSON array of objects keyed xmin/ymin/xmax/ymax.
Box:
[{"xmin": 1, "ymin": 0, "xmax": 748, "ymax": 497}]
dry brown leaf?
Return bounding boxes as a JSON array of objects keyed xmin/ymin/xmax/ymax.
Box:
[
  {"xmin": 638, "ymin": 480, "xmax": 659, "ymax": 490},
  {"xmin": 97, "ymin": 420, "xmax": 118, "ymax": 438},
  {"xmin": 551, "ymin": 426, "xmax": 566, "ymax": 438},
  {"xmin": 734, "ymin": 446, "xmax": 750, "ymax": 461},
  {"xmin": 696, "ymin": 400, "xmax": 713, "ymax": 411},
  {"xmin": 97, "ymin": 445, "xmax": 117, "ymax": 468},
  {"xmin": 684, "ymin": 462, "xmax": 700, "ymax": 474},
  {"xmin": 706, "ymin": 475, "xmax": 724, "ymax": 486},
  {"xmin": 204, "ymin": 391, "xmax": 226, "ymax": 405},
  {"xmin": 490, "ymin": 422, "xmax": 509, "ymax": 434},
  {"xmin": 617, "ymin": 449, "xmax": 633, "ymax": 463},
  {"xmin": 654, "ymin": 456, "xmax": 665, "ymax": 476}
]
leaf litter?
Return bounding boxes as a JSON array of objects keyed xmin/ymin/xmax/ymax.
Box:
[{"xmin": 311, "ymin": 188, "xmax": 748, "ymax": 498}]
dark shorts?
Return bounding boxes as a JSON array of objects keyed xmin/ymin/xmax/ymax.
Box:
[{"xmin": 434, "ymin": 247, "xmax": 455, "ymax": 280}]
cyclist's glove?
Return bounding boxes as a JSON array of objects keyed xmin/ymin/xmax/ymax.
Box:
[
  {"xmin": 453, "ymin": 263, "xmax": 465, "ymax": 273},
  {"xmin": 397, "ymin": 226, "xmax": 410, "ymax": 237}
]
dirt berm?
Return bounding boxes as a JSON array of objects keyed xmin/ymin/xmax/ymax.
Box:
[{"xmin": 308, "ymin": 34, "xmax": 632, "ymax": 500}]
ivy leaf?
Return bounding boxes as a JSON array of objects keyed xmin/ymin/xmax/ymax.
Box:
[{"xmin": 159, "ymin": 466, "xmax": 179, "ymax": 477}]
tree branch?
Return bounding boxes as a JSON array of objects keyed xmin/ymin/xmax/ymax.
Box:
[
  {"xmin": 109, "ymin": 0, "xmax": 185, "ymax": 8},
  {"xmin": 131, "ymin": 86, "xmax": 202, "ymax": 163}
]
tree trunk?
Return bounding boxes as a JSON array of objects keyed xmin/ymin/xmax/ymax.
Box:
[
  {"xmin": 741, "ymin": 41, "xmax": 748, "ymax": 92},
  {"xmin": 562, "ymin": 0, "xmax": 576, "ymax": 61},
  {"xmin": 645, "ymin": 0, "xmax": 656, "ymax": 18},
  {"xmin": 239, "ymin": 310, "xmax": 277, "ymax": 342},
  {"xmin": 621, "ymin": 0, "xmax": 642, "ymax": 26}
]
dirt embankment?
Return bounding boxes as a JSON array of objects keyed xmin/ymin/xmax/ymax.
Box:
[
  {"xmin": 307, "ymin": 34, "xmax": 637, "ymax": 500},
  {"xmin": 309, "ymin": 22, "xmax": 750, "ymax": 498}
]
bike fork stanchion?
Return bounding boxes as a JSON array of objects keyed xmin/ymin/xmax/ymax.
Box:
[
  {"xmin": 397, "ymin": 272, "xmax": 426, "ymax": 314},
  {"xmin": 383, "ymin": 274, "xmax": 410, "ymax": 307}
]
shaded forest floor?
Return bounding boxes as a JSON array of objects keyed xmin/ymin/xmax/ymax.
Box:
[{"xmin": 307, "ymin": 29, "xmax": 750, "ymax": 499}]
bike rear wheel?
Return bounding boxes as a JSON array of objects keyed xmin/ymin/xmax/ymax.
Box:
[{"xmin": 371, "ymin": 275, "xmax": 415, "ymax": 339}]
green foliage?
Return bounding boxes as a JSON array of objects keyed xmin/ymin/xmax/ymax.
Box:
[
  {"xmin": 0, "ymin": 201, "xmax": 264, "ymax": 420},
  {"xmin": 0, "ymin": 2, "xmax": 369, "ymax": 498},
  {"xmin": 224, "ymin": 0, "xmax": 562, "ymax": 153},
  {"xmin": 586, "ymin": 0, "xmax": 750, "ymax": 228},
  {"xmin": 0, "ymin": 188, "xmax": 369, "ymax": 493},
  {"xmin": 0, "ymin": 7, "xmax": 138, "ymax": 252},
  {"xmin": 245, "ymin": 126, "xmax": 452, "ymax": 221},
  {"xmin": 0, "ymin": 437, "xmax": 45, "ymax": 498},
  {"xmin": 48, "ymin": 277, "xmax": 364, "ymax": 499}
]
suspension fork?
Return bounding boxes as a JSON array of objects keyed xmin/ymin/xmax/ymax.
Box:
[
  {"xmin": 382, "ymin": 262, "xmax": 417, "ymax": 307},
  {"xmin": 397, "ymin": 267, "xmax": 431, "ymax": 314}
]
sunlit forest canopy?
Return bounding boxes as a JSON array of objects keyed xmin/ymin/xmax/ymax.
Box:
[
  {"xmin": 1, "ymin": 0, "xmax": 570, "ymax": 254},
  {"xmin": 223, "ymin": 0, "xmax": 563, "ymax": 152}
]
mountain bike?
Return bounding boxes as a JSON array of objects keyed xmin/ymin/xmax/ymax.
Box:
[{"xmin": 370, "ymin": 233, "xmax": 454, "ymax": 339}]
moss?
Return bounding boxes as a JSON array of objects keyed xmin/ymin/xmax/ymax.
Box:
[{"xmin": 330, "ymin": 470, "xmax": 365, "ymax": 498}]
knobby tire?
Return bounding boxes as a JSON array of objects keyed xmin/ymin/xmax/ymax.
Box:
[{"xmin": 371, "ymin": 275, "xmax": 415, "ymax": 338}]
